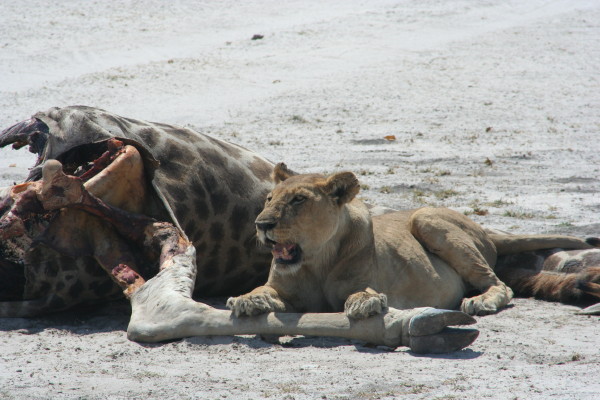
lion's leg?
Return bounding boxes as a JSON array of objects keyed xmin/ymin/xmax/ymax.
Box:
[{"xmin": 410, "ymin": 207, "xmax": 513, "ymax": 315}]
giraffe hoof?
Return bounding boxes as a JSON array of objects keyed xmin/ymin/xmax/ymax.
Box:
[
  {"xmin": 408, "ymin": 308, "xmax": 476, "ymax": 336},
  {"xmin": 409, "ymin": 328, "xmax": 479, "ymax": 354},
  {"xmin": 407, "ymin": 308, "xmax": 478, "ymax": 354}
]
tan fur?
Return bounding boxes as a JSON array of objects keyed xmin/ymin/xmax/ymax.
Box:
[{"xmin": 228, "ymin": 164, "xmax": 597, "ymax": 318}]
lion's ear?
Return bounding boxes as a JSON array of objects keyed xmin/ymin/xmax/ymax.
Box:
[
  {"xmin": 272, "ymin": 162, "xmax": 297, "ymax": 184},
  {"xmin": 324, "ymin": 172, "xmax": 360, "ymax": 205}
]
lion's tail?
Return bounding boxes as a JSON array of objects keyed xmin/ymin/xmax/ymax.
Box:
[
  {"xmin": 489, "ymin": 234, "xmax": 599, "ymax": 255},
  {"xmin": 497, "ymin": 266, "xmax": 600, "ymax": 303}
]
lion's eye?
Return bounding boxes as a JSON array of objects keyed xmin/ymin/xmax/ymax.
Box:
[
  {"xmin": 266, "ymin": 195, "xmax": 273, "ymax": 203},
  {"xmin": 290, "ymin": 195, "xmax": 306, "ymax": 205}
]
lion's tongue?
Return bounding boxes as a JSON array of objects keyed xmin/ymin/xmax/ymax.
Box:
[{"xmin": 272, "ymin": 243, "xmax": 296, "ymax": 261}]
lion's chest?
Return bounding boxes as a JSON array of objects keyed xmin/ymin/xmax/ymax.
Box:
[{"xmin": 275, "ymin": 269, "xmax": 334, "ymax": 312}]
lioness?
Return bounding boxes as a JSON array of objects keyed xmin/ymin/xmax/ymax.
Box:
[{"xmin": 227, "ymin": 163, "xmax": 600, "ymax": 318}]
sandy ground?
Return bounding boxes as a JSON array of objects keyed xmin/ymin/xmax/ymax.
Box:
[{"xmin": 1, "ymin": 1, "xmax": 599, "ymax": 399}]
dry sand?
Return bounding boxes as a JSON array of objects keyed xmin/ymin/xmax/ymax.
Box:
[{"xmin": 1, "ymin": 1, "xmax": 599, "ymax": 399}]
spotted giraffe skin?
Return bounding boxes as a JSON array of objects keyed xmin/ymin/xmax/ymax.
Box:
[{"xmin": 0, "ymin": 106, "xmax": 274, "ymax": 315}]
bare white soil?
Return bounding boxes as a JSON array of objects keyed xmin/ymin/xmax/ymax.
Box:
[{"xmin": 1, "ymin": 1, "xmax": 599, "ymax": 399}]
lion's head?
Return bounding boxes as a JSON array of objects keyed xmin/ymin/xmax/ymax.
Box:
[{"xmin": 255, "ymin": 163, "xmax": 360, "ymax": 274}]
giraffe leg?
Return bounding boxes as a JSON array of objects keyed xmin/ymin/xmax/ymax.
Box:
[
  {"xmin": 127, "ymin": 241, "xmax": 478, "ymax": 353},
  {"xmin": 578, "ymin": 303, "xmax": 600, "ymax": 315}
]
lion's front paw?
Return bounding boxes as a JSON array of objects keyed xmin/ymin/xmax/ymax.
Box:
[
  {"xmin": 344, "ymin": 292, "xmax": 388, "ymax": 319},
  {"xmin": 460, "ymin": 284, "xmax": 513, "ymax": 316},
  {"xmin": 226, "ymin": 292, "xmax": 285, "ymax": 317}
]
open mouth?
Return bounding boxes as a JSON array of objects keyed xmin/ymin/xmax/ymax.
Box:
[{"xmin": 267, "ymin": 239, "xmax": 302, "ymax": 265}]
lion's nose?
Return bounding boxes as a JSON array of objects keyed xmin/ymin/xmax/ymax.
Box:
[{"xmin": 256, "ymin": 221, "xmax": 277, "ymax": 231}]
